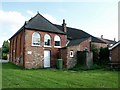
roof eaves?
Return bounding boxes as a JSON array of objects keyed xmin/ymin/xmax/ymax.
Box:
[
  {"xmin": 109, "ymin": 41, "xmax": 120, "ymax": 50},
  {"xmin": 9, "ymin": 25, "xmax": 25, "ymax": 40},
  {"xmin": 25, "ymin": 27, "xmax": 66, "ymax": 35},
  {"xmin": 67, "ymin": 37, "xmax": 89, "ymax": 47}
]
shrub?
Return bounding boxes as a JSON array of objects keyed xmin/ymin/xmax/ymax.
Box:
[
  {"xmin": 91, "ymin": 44, "xmax": 100, "ymax": 65},
  {"xmin": 99, "ymin": 47, "xmax": 110, "ymax": 65},
  {"xmin": 2, "ymin": 53, "xmax": 7, "ymax": 60},
  {"xmin": 70, "ymin": 64, "xmax": 104, "ymax": 71}
]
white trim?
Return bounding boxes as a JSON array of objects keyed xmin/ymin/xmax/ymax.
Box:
[
  {"xmin": 32, "ymin": 32, "xmax": 40, "ymax": 46},
  {"xmin": 31, "ymin": 44, "xmax": 40, "ymax": 47},
  {"xmin": 44, "ymin": 34, "xmax": 51, "ymax": 47},
  {"xmin": 70, "ymin": 51, "xmax": 74, "ymax": 57},
  {"xmin": 54, "ymin": 46, "xmax": 61, "ymax": 48},
  {"xmin": 44, "ymin": 45, "xmax": 51, "ymax": 48},
  {"xmin": 44, "ymin": 50, "xmax": 50, "ymax": 68},
  {"xmin": 54, "ymin": 35, "xmax": 61, "ymax": 47},
  {"xmin": 109, "ymin": 41, "xmax": 120, "ymax": 50},
  {"xmin": 66, "ymin": 40, "xmax": 70, "ymax": 46}
]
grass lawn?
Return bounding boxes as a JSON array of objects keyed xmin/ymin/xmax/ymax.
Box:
[{"xmin": 2, "ymin": 63, "xmax": 119, "ymax": 88}]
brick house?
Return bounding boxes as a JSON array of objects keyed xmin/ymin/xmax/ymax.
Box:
[
  {"xmin": 54, "ymin": 24, "xmax": 107, "ymax": 49},
  {"xmin": 109, "ymin": 41, "xmax": 120, "ymax": 65},
  {"xmin": 9, "ymin": 12, "xmax": 107, "ymax": 69},
  {"xmin": 9, "ymin": 13, "xmax": 67, "ymax": 68},
  {"xmin": 98, "ymin": 35, "xmax": 116, "ymax": 48},
  {"xmin": 59, "ymin": 37, "xmax": 92, "ymax": 68}
]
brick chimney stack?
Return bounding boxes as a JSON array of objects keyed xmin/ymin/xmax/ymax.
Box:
[
  {"xmin": 62, "ymin": 19, "xmax": 67, "ymax": 32},
  {"xmin": 101, "ymin": 35, "xmax": 103, "ymax": 39},
  {"xmin": 114, "ymin": 38, "xmax": 116, "ymax": 41}
]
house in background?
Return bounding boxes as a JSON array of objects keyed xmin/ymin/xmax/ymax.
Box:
[
  {"xmin": 109, "ymin": 41, "xmax": 120, "ymax": 68},
  {"xmin": 9, "ymin": 12, "xmax": 109, "ymax": 69},
  {"xmin": 97, "ymin": 35, "xmax": 116, "ymax": 47}
]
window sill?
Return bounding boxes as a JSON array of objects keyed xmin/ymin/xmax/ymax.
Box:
[
  {"xmin": 44, "ymin": 46, "xmax": 51, "ymax": 48},
  {"xmin": 31, "ymin": 45, "xmax": 41, "ymax": 47},
  {"xmin": 54, "ymin": 46, "xmax": 61, "ymax": 48}
]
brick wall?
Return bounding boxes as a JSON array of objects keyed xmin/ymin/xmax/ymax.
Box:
[
  {"xmin": 9, "ymin": 30, "xmax": 25, "ymax": 67},
  {"xmin": 60, "ymin": 38, "xmax": 90, "ymax": 68},
  {"xmin": 111, "ymin": 44, "xmax": 120, "ymax": 63},
  {"xmin": 24, "ymin": 29, "xmax": 67, "ymax": 68},
  {"xmin": 59, "ymin": 48, "xmax": 67, "ymax": 68},
  {"xmin": 91, "ymin": 42, "xmax": 108, "ymax": 48}
]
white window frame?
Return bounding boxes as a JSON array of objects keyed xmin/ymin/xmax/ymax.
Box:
[
  {"xmin": 32, "ymin": 32, "xmax": 40, "ymax": 46},
  {"xmin": 54, "ymin": 35, "xmax": 61, "ymax": 48},
  {"xmin": 70, "ymin": 50, "xmax": 74, "ymax": 57},
  {"xmin": 44, "ymin": 34, "xmax": 51, "ymax": 47}
]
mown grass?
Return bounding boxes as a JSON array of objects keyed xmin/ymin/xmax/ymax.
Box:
[{"xmin": 2, "ymin": 63, "xmax": 119, "ymax": 88}]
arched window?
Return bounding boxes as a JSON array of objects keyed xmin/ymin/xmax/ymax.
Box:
[
  {"xmin": 44, "ymin": 34, "xmax": 51, "ymax": 47},
  {"xmin": 32, "ymin": 32, "xmax": 40, "ymax": 46},
  {"xmin": 54, "ymin": 35, "xmax": 61, "ymax": 47}
]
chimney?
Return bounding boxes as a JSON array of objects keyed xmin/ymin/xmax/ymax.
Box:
[
  {"xmin": 62, "ymin": 19, "xmax": 67, "ymax": 32},
  {"xmin": 24, "ymin": 21, "xmax": 28, "ymax": 25},
  {"xmin": 101, "ymin": 35, "xmax": 103, "ymax": 39},
  {"xmin": 37, "ymin": 11, "xmax": 39, "ymax": 14},
  {"xmin": 114, "ymin": 38, "xmax": 116, "ymax": 41}
]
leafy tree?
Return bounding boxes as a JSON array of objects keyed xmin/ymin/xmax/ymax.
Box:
[
  {"xmin": 91, "ymin": 44, "xmax": 100, "ymax": 65},
  {"xmin": 2, "ymin": 40, "xmax": 10, "ymax": 60},
  {"xmin": 0, "ymin": 48, "xmax": 2, "ymax": 59},
  {"xmin": 99, "ymin": 47, "xmax": 110, "ymax": 65}
]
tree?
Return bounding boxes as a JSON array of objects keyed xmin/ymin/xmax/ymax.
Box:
[
  {"xmin": 0, "ymin": 48, "xmax": 2, "ymax": 59},
  {"xmin": 99, "ymin": 47, "xmax": 110, "ymax": 65},
  {"xmin": 2, "ymin": 40, "xmax": 10, "ymax": 60},
  {"xmin": 91, "ymin": 44, "xmax": 100, "ymax": 65}
]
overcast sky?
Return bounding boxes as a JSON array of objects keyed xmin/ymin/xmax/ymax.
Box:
[{"xmin": 0, "ymin": 0, "xmax": 119, "ymax": 47}]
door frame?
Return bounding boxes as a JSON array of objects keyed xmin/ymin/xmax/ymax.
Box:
[{"xmin": 44, "ymin": 50, "xmax": 50, "ymax": 68}]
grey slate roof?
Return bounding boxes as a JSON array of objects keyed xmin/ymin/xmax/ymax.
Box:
[
  {"xmin": 9, "ymin": 12, "xmax": 107, "ymax": 45},
  {"xmin": 97, "ymin": 38, "xmax": 116, "ymax": 44},
  {"xmin": 109, "ymin": 40, "xmax": 120, "ymax": 50},
  {"xmin": 54, "ymin": 24, "xmax": 106, "ymax": 43},
  {"xmin": 67, "ymin": 38, "xmax": 89, "ymax": 47},
  {"xmin": 9, "ymin": 13, "xmax": 65, "ymax": 40},
  {"xmin": 25, "ymin": 13, "xmax": 65, "ymax": 34}
]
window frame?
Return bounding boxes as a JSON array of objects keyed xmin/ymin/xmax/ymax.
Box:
[
  {"xmin": 54, "ymin": 35, "xmax": 61, "ymax": 48},
  {"xmin": 44, "ymin": 34, "xmax": 51, "ymax": 47},
  {"xmin": 32, "ymin": 32, "xmax": 41, "ymax": 46},
  {"xmin": 70, "ymin": 50, "xmax": 74, "ymax": 57}
]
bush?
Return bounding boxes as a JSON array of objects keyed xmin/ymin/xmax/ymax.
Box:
[
  {"xmin": 70, "ymin": 64, "xmax": 104, "ymax": 71},
  {"xmin": 91, "ymin": 44, "xmax": 110, "ymax": 66},
  {"xmin": 91, "ymin": 44, "xmax": 100, "ymax": 65},
  {"xmin": 2, "ymin": 53, "xmax": 7, "ymax": 60},
  {"xmin": 99, "ymin": 47, "xmax": 110, "ymax": 65}
]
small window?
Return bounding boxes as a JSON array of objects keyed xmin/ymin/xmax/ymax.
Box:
[
  {"xmin": 84, "ymin": 47, "xmax": 88, "ymax": 51},
  {"xmin": 70, "ymin": 51, "xmax": 74, "ymax": 57},
  {"xmin": 54, "ymin": 35, "xmax": 61, "ymax": 47},
  {"xmin": 32, "ymin": 32, "xmax": 40, "ymax": 46},
  {"xmin": 44, "ymin": 34, "xmax": 51, "ymax": 47}
]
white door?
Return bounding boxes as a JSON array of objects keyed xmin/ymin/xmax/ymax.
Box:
[{"xmin": 44, "ymin": 50, "xmax": 50, "ymax": 68}]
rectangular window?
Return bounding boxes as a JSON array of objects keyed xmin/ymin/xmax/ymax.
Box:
[
  {"xmin": 55, "ymin": 41, "xmax": 60, "ymax": 46},
  {"xmin": 33, "ymin": 39, "xmax": 40, "ymax": 45},
  {"xmin": 70, "ymin": 51, "xmax": 74, "ymax": 57},
  {"xmin": 45, "ymin": 39, "xmax": 50, "ymax": 46}
]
